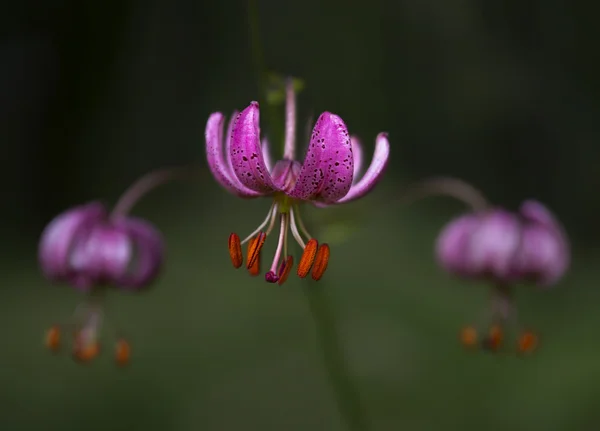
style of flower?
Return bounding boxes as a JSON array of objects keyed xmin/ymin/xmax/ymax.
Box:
[
  {"xmin": 40, "ymin": 169, "xmax": 175, "ymax": 365},
  {"xmin": 409, "ymin": 178, "xmax": 570, "ymax": 355},
  {"xmin": 206, "ymin": 79, "xmax": 390, "ymax": 284}
]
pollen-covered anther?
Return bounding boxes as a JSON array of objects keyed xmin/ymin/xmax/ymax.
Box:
[
  {"xmin": 277, "ymin": 256, "xmax": 294, "ymax": 286},
  {"xmin": 311, "ymin": 243, "xmax": 330, "ymax": 281},
  {"xmin": 247, "ymin": 232, "xmax": 267, "ymax": 269},
  {"xmin": 45, "ymin": 325, "xmax": 61, "ymax": 352},
  {"xmin": 517, "ymin": 331, "xmax": 538, "ymax": 355},
  {"xmin": 297, "ymin": 239, "xmax": 318, "ymax": 278},
  {"xmin": 115, "ymin": 339, "xmax": 131, "ymax": 367},
  {"xmin": 483, "ymin": 324, "xmax": 503, "ymax": 352},
  {"xmin": 459, "ymin": 326, "xmax": 478, "ymax": 349},
  {"xmin": 247, "ymin": 236, "xmax": 261, "ymax": 276},
  {"xmin": 72, "ymin": 340, "xmax": 101, "ymax": 363},
  {"xmin": 228, "ymin": 233, "xmax": 243, "ymax": 269}
]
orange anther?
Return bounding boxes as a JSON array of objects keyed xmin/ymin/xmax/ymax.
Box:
[
  {"xmin": 486, "ymin": 324, "xmax": 503, "ymax": 351},
  {"xmin": 297, "ymin": 238, "xmax": 318, "ymax": 278},
  {"xmin": 277, "ymin": 256, "xmax": 294, "ymax": 286},
  {"xmin": 228, "ymin": 233, "xmax": 243, "ymax": 269},
  {"xmin": 460, "ymin": 326, "xmax": 477, "ymax": 348},
  {"xmin": 73, "ymin": 341, "xmax": 100, "ymax": 363},
  {"xmin": 247, "ymin": 237, "xmax": 261, "ymax": 276},
  {"xmin": 517, "ymin": 331, "xmax": 538, "ymax": 354},
  {"xmin": 45, "ymin": 325, "xmax": 61, "ymax": 352},
  {"xmin": 115, "ymin": 339, "xmax": 131, "ymax": 367},
  {"xmin": 311, "ymin": 243, "xmax": 330, "ymax": 281},
  {"xmin": 246, "ymin": 232, "xmax": 266, "ymax": 269}
]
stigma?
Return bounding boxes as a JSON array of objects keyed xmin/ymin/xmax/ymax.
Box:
[{"xmin": 227, "ymin": 200, "xmax": 330, "ymax": 285}]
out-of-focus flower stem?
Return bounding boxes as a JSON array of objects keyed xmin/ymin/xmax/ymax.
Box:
[
  {"xmin": 303, "ymin": 282, "xmax": 369, "ymax": 430},
  {"xmin": 246, "ymin": 0, "xmax": 284, "ymax": 155},
  {"xmin": 246, "ymin": 2, "xmax": 367, "ymax": 427}
]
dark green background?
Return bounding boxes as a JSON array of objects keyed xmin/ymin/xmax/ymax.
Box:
[{"xmin": 1, "ymin": 0, "xmax": 599, "ymax": 429}]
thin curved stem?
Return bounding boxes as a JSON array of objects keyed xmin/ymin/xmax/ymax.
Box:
[
  {"xmin": 303, "ymin": 283, "xmax": 369, "ymax": 431},
  {"xmin": 110, "ymin": 167, "xmax": 192, "ymax": 219},
  {"xmin": 400, "ymin": 176, "xmax": 489, "ymax": 213}
]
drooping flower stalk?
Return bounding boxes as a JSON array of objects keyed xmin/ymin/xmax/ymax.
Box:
[
  {"xmin": 403, "ymin": 177, "xmax": 570, "ymax": 355},
  {"xmin": 40, "ymin": 167, "xmax": 187, "ymax": 365}
]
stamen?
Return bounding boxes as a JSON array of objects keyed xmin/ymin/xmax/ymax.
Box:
[
  {"xmin": 297, "ymin": 239, "xmax": 318, "ymax": 278},
  {"xmin": 517, "ymin": 331, "xmax": 538, "ymax": 354},
  {"xmin": 289, "ymin": 207, "xmax": 306, "ymax": 248},
  {"xmin": 45, "ymin": 325, "xmax": 61, "ymax": 352},
  {"xmin": 246, "ymin": 232, "xmax": 266, "ymax": 269},
  {"xmin": 115, "ymin": 338, "xmax": 131, "ymax": 367},
  {"xmin": 265, "ymin": 214, "xmax": 287, "ymax": 283},
  {"xmin": 311, "ymin": 243, "xmax": 330, "ymax": 281},
  {"xmin": 72, "ymin": 332, "xmax": 100, "ymax": 363},
  {"xmin": 483, "ymin": 324, "xmax": 503, "ymax": 352},
  {"xmin": 459, "ymin": 326, "xmax": 478, "ymax": 349},
  {"xmin": 247, "ymin": 237, "xmax": 261, "ymax": 276},
  {"xmin": 293, "ymin": 204, "xmax": 314, "ymax": 242},
  {"xmin": 228, "ymin": 233, "xmax": 243, "ymax": 268},
  {"xmin": 241, "ymin": 202, "xmax": 277, "ymax": 245},
  {"xmin": 277, "ymin": 256, "xmax": 294, "ymax": 286}
]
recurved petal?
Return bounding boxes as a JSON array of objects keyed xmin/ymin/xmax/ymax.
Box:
[
  {"xmin": 113, "ymin": 217, "xmax": 164, "ymax": 289},
  {"xmin": 467, "ymin": 210, "xmax": 522, "ymax": 280},
  {"xmin": 206, "ymin": 112, "xmax": 262, "ymax": 198},
  {"xmin": 335, "ymin": 132, "xmax": 390, "ymax": 204},
  {"xmin": 350, "ymin": 135, "xmax": 363, "ymax": 184},
  {"xmin": 230, "ymin": 102, "xmax": 278, "ymax": 193},
  {"xmin": 435, "ymin": 214, "xmax": 479, "ymax": 277},
  {"xmin": 69, "ymin": 223, "xmax": 133, "ymax": 282},
  {"xmin": 287, "ymin": 112, "xmax": 353, "ymax": 203},
  {"xmin": 519, "ymin": 200, "xmax": 560, "ymax": 229},
  {"xmin": 516, "ymin": 224, "xmax": 570, "ymax": 286},
  {"xmin": 38, "ymin": 202, "xmax": 107, "ymax": 281},
  {"xmin": 262, "ymin": 137, "xmax": 273, "ymax": 173}
]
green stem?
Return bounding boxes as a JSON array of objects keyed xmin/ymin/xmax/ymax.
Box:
[
  {"xmin": 245, "ymin": 2, "xmax": 366, "ymax": 427},
  {"xmin": 303, "ymin": 282, "xmax": 369, "ymax": 431},
  {"xmin": 246, "ymin": 0, "xmax": 284, "ymax": 156}
]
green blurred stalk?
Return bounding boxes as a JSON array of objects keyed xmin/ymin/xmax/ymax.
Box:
[
  {"xmin": 303, "ymin": 282, "xmax": 369, "ymax": 431},
  {"xmin": 247, "ymin": 0, "xmax": 284, "ymax": 157},
  {"xmin": 247, "ymin": 3, "xmax": 368, "ymax": 428}
]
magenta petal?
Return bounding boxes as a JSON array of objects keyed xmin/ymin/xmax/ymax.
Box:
[
  {"xmin": 350, "ymin": 135, "xmax": 364, "ymax": 184},
  {"xmin": 112, "ymin": 217, "xmax": 164, "ymax": 289},
  {"xmin": 69, "ymin": 223, "xmax": 133, "ymax": 281},
  {"xmin": 435, "ymin": 214, "xmax": 479, "ymax": 277},
  {"xmin": 519, "ymin": 200, "xmax": 560, "ymax": 229},
  {"xmin": 467, "ymin": 210, "xmax": 522, "ymax": 281},
  {"xmin": 229, "ymin": 102, "xmax": 278, "ymax": 193},
  {"xmin": 287, "ymin": 112, "xmax": 353, "ymax": 203},
  {"xmin": 38, "ymin": 202, "xmax": 107, "ymax": 281},
  {"xmin": 205, "ymin": 112, "xmax": 262, "ymax": 198},
  {"xmin": 517, "ymin": 200, "xmax": 570, "ymax": 286},
  {"xmin": 336, "ymin": 132, "xmax": 390, "ymax": 204},
  {"xmin": 261, "ymin": 137, "xmax": 273, "ymax": 173},
  {"xmin": 517, "ymin": 224, "xmax": 570, "ymax": 286}
]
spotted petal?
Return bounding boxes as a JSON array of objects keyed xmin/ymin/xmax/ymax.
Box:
[
  {"xmin": 38, "ymin": 202, "xmax": 107, "ymax": 282},
  {"xmin": 287, "ymin": 112, "xmax": 353, "ymax": 203},
  {"xmin": 113, "ymin": 217, "xmax": 164, "ymax": 289},
  {"xmin": 206, "ymin": 112, "xmax": 262, "ymax": 198},
  {"xmin": 229, "ymin": 102, "xmax": 278, "ymax": 193}
]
